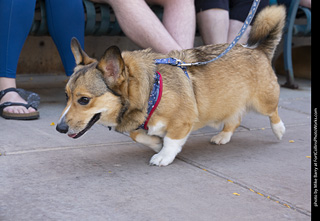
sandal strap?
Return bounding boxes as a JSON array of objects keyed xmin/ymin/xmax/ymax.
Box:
[
  {"xmin": 0, "ymin": 88, "xmax": 19, "ymax": 100},
  {"xmin": 0, "ymin": 88, "xmax": 40, "ymax": 111},
  {"xmin": 0, "ymin": 102, "xmax": 37, "ymax": 114}
]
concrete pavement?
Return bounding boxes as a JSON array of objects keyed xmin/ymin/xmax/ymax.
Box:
[{"xmin": 0, "ymin": 74, "xmax": 311, "ymax": 220}]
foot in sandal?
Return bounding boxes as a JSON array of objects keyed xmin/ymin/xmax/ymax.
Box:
[{"xmin": 0, "ymin": 88, "xmax": 40, "ymax": 120}]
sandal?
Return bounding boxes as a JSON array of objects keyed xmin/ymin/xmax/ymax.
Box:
[{"xmin": 0, "ymin": 88, "xmax": 40, "ymax": 120}]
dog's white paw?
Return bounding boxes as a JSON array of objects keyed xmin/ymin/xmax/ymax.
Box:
[
  {"xmin": 149, "ymin": 152, "xmax": 176, "ymax": 167},
  {"xmin": 149, "ymin": 136, "xmax": 186, "ymax": 166},
  {"xmin": 210, "ymin": 131, "xmax": 233, "ymax": 145},
  {"xmin": 271, "ymin": 120, "xmax": 285, "ymax": 140}
]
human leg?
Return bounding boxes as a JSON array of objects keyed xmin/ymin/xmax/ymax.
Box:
[
  {"xmin": 0, "ymin": 0, "xmax": 37, "ymax": 115},
  {"xmin": 228, "ymin": 0, "xmax": 269, "ymax": 43},
  {"xmin": 45, "ymin": 0, "xmax": 85, "ymax": 76},
  {"xmin": 195, "ymin": 0, "xmax": 229, "ymax": 45},
  {"xmin": 147, "ymin": 0, "xmax": 196, "ymax": 49},
  {"xmin": 93, "ymin": 0, "xmax": 185, "ymax": 53},
  {"xmin": 227, "ymin": 19, "xmax": 251, "ymax": 44},
  {"xmin": 197, "ymin": 9, "xmax": 229, "ymax": 45},
  {"xmin": 300, "ymin": 0, "xmax": 311, "ymax": 8}
]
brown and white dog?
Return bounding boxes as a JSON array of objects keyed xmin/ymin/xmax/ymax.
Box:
[{"xmin": 57, "ymin": 6, "xmax": 286, "ymax": 166}]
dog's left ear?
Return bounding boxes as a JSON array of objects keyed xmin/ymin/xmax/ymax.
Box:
[
  {"xmin": 71, "ymin": 37, "xmax": 96, "ymax": 65},
  {"xmin": 98, "ymin": 46, "xmax": 125, "ymax": 87}
]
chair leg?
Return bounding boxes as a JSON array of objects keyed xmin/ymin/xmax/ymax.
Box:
[
  {"xmin": 282, "ymin": 32, "xmax": 299, "ymax": 89},
  {"xmin": 282, "ymin": 71, "xmax": 299, "ymax": 89},
  {"xmin": 281, "ymin": 0, "xmax": 300, "ymax": 89}
]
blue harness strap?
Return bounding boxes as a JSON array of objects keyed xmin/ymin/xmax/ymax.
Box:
[{"xmin": 138, "ymin": 71, "xmax": 163, "ymax": 130}]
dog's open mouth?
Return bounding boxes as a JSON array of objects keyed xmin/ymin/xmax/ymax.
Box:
[{"xmin": 68, "ymin": 113, "xmax": 101, "ymax": 139}]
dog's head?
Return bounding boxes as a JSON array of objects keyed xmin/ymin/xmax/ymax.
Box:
[{"xmin": 56, "ymin": 38, "xmax": 128, "ymax": 138}]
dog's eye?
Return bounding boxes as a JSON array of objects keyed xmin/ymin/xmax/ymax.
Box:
[
  {"xmin": 65, "ymin": 93, "xmax": 69, "ymax": 101},
  {"xmin": 78, "ymin": 97, "xmax": 90, "ymax": 105}
]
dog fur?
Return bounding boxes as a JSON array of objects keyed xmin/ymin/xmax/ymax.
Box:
[{"xmin": 57, "ymin": 6, "xmax": 286, "ymax": 166}]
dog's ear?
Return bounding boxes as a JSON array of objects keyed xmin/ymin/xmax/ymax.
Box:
[
  {"xmin": 98, "ymin": 46, "xmax": 125, "ymax": 87},
  {"xmin": 71, "ymin": 37, "xmax": 96, "ymax": 65}
]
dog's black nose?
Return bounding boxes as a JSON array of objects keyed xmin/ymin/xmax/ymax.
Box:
[{"xmin": 56, "ymin": 121, "xmax": 69, "ymax": 134}]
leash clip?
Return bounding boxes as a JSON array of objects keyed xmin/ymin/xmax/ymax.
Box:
[{"xmin": 174, "ymin": 58, "xmax": 192, "ymax": 67}]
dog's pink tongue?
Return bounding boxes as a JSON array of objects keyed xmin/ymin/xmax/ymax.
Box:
[{"xmin": 68, "ymin": 133, "xmax": 77, "ymax": 138}]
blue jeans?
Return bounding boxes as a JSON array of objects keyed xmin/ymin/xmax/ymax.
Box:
[{"xmin": 0, "ymin": 0, "xmax": 85, "ymax": 78}]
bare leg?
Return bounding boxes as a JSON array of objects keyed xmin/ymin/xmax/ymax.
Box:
[
  {"xmin": 92, "ymin": 0, "xmax": 195, "ymax": 53},
  {"xmin": 228, "ymin": 19, "xmax": 251, "ymax": 44},
  {"xmin": 147, "ymin": 0, "xmax": 195, "ymax": 49},
  {"xmin": 300, "ymin": 0, "xmax": 311, "ymax": 8},
  {"xmin": 196, "ymin": 9, "xmax": 229, "ymax": 45}
]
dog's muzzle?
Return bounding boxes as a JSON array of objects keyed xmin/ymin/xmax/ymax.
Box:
[{"xmin": 56, "ymin": 113, "xmax": 101, "ymax": 139}]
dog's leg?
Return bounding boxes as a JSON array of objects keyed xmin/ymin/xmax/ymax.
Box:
[
  {"xmin": 254, "ymin": 97, "xmax": 285, "ymax": 140},
  {"xmin": 251, "ymin": 85, "xmax": 285, "ymax": 140},
  {"xmin": 130, "ymin": 129, "xmax": 163, "ymax": 152},
  {"xmin": 210, "ymin": 116, "xmax": 241, "ymax": 145},
  {"xmin": 149, "ymin": 135, "xmax": 188, "ymax": 166},
  {"xmin": 149, "ymin": 125, "xmax": 192, "ymax": 166},
  {"xmin": 269, "ymin": 108, "xmax": 285, "ymax": 140}
]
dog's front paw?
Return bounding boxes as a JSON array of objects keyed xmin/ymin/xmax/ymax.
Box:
[
  {"xmin": 149, "ymin": 152, "xmax": 175, "ymax": 167},
  {"xmin": 210, "ymin": 132, "xmax": 232, "ymax": 145}
]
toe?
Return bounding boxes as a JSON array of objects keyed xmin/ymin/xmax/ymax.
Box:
[{"xmin": 28, "ymin": 107, "xmax": 36, "ymax": 113}]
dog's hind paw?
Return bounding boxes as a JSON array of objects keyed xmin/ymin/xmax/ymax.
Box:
[
  {"xmin": 210, "ymin": 131, "xmax": 233, "ymax": 145},
  {"xmin": 271, "ymin": 120, "xmax": 285, "ymax": 140},
  {"xmin": 149, "ymin": 153, "xmax": 176, "ymax": 167}
]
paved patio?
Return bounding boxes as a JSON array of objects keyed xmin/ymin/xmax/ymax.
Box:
[{"xmin": 0, "ymin": 74, "xmax": 311, "ymax": 220}]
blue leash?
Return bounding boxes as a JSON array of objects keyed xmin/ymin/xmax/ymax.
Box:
[
  {"xmin": 154, "ymin": 0, "xmax": 261, "ymax": 74},
  {"xmin": 155, "ymin": 57, "xmax": 190, "ymax": 78}
]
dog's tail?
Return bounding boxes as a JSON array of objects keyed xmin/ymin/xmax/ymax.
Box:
[{"xmin": 246, "ymin": 5, "xmax": 286, "ymax": 61}]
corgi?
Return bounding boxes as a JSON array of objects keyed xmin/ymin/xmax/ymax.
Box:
[{"xmin": 57, "ymin": 6, "xmax": 286, "ymax": 166}]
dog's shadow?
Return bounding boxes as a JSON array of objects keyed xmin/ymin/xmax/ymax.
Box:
[
  {"xmin": 46, "ymin": 129, "xmax": 280, "ymax": 178},
  {"xmin": 181, "ymin": 132, "xmax": 280, "ymax": 166}
]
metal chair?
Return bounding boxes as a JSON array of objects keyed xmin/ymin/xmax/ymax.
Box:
[{"xmin": 280, "ymin": 0, "xmax": 311, "ymax": 89}]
